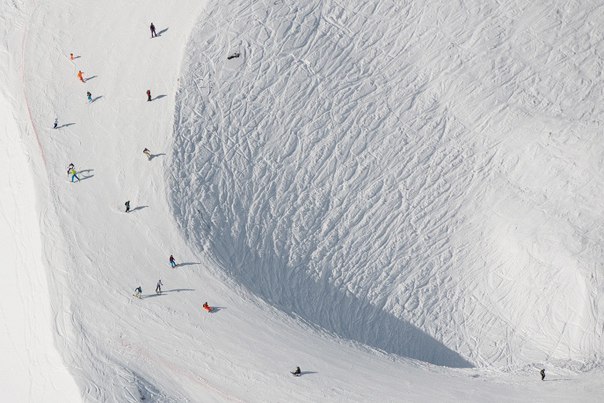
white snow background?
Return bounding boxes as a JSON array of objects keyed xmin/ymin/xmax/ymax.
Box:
[{"xmin": 1, "ymin": 0, "xmax": 603, "ymax": 401}]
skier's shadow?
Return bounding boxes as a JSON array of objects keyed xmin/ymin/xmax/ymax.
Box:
[
  {"xmin": 163, "ymin": 288, "xmax": 195, "ymax": 293},
  {"xmin": 151, "ymin": 95, "xmax": 167, "ymax": 101},
  {"xmin": 57, "ymin": 123, "xmax": 76, "ymax": 129},
  {"xmin": 209, "ymin": 307, "xmax": 225, "ymax": 313},
  {"xmin": 129, "ymin": 205, "xmax": 148, "ymax": 213},
  {"xmin": 72, "ymin": 55, "xmax": 81, "ymax": 60},
  {"xmin": 78, "ymin": 169, "xmax": 94, "ymax": 181},
  {"xmin": 149, "ymin": 153, "xmax": 166, "ymax": 161},
  {"xmin": 175, "ymin": 262, "xmax": 200, "ymax": 268},
  {"xmin": 91, "ymin": 96, "xmax": 103, "ymax": 103},
  {"xmin": 85, "ymin": 75, "xmax": 97, "ymax": 81},
  {"xmin": 157, "ymin": 28, "xmax": 169, "ymax": 36},
  {"xmin": 299, "ymin": 371, "xmax": 317, "ymax": 376}
]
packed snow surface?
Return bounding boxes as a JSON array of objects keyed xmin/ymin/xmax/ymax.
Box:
[{"xmin": 1, "ymin": 0, "xmax": 603, "ymax": 401}]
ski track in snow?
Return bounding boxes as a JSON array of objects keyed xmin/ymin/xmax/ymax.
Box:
[{"xmin": 172, "ymin": 0, "xmax": 604, "ymax": 370}]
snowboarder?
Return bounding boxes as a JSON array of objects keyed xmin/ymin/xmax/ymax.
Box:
[
  {"xmin": 67, "ymin": 163, "xmax": 74, "ymax": 174},
  {"xmin": 77, "ymin": 70, "xmax": 85, "ymax": 82},
  {"xmin": 146, "ymin": 89, "xmax": 152, "ymax": 102},
  {"xmin": 202, "ymin": 302, "xmax": 212, "ymax": 312},
  {"xmin": 540, "ymin": 369, "xmax": 545, "ymax": 381},
  {"xmin": 155, "ymin": 280, "xmax": 163, "ymax": 294},
  {"xmin": 125, "ymin": 201, "xmax": 130, "ymax": 213},
  {"xmin": 53, "ymin": 118, "xmax": 58, "ymax": 129},
  {"xmin": 134, "ymin": 286, "xmax": 142, "ymax": 299},
  {"xmin": 291, "ymin": 366, "xmax": 301, "ymax": 377},
  {"xmin": 143, "ymin": 148, "xmax": 152, "ymax": 160},
  {"xmin": 150, "ymin": 22, "xmax": 157, "ymax": 38},
  {"xmin": 169, "ymin": 255, "xmax": 176, "ymax": 268},
  {"xmin": 68, "ymin": 166, "xmax": 80, "ymax": 182},
  {"xmin": 87, "ymin": 91, "xmax": 92, "ymax": 103}
]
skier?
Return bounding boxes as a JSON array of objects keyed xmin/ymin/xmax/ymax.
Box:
[
  {"xmin": 169, "ymin": 255, "xmax": 176, "ymax": 268},
  {"xmin": 143, "ymin": 148, "xmax": 152, "ymax": 160},
  {"xmin": 70, "ymin": 53, "xmax": 74, "ymax": 60},
  {"xmin": 134, "ymin": 286, "xmax": 142, "ymax": 299},
  {"xmin": 67, "ymin": 163, "xmax": 74, "ymax": 173},
  {"xmin": 202, "ymin": 302, "xmax": 212, "ymax": 312},
  {"xmin": 146, "ymin": 89, "xmax": 152, "ymax": 102},
  {"xmin": 53, "ymin": 118, "xmax": 58, "ymax": 129},
  {"xmin": 291, "ymin": 366, "xmax": 301, "ymax": 377},
  {"xmin": 87, "ymin": 91, "xmax": 92, "ymax": 103},
  {"xmin": 155, "ymin": 280, "xmax": 163, "ymax": 294},
  {"xmin": 125, "ymin": 201, "xmax": 130, "ymax": 213},
  {"xmin": 68, "ymin": 166, "xmax": 80, "ymax": 182},
  {"xmin": 150, "ymin": 22, "xmax": 157, "ymax": 38},
  {"xmin": 540, "ymin": 369, "xmax": 545, "ymax": 381},
  {"xmin": 77, "ymin": 70, "xmax": 85, "ymax": 82}
]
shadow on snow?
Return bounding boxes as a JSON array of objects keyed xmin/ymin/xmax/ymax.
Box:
[{"xmin": 185, "ymin": 211, "xmax": 473, "ymax": 368}]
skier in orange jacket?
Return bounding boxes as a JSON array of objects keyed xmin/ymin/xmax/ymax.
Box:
[
  {"xmin": 202, "ymin": 302, "xmax": 212, "ymax": 312},
  {"xmin": 77, "ymin": 70, "xmax": 85, "ymax": 82}
]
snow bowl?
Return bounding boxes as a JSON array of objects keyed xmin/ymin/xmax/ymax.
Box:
[
  {"xmin": 170, "ymin": 0, "xmax": 604, "ymax": 369},
  {"xmin": 168, "ymin": 0, "xmax": 474, "ymax": 368}
]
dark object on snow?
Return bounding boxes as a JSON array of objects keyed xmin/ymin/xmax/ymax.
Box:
[
  {"xmin": 227, "ymin": 52, "xmax": 240, "ymax": 60},
  {"xmin": 291, "ymin": 366, "xmax": 301, "ymax": 376},
  {"xmin": 147, "ymin": 89, "xmax": 152, "ymax": 101},
  {"xmin": 53, "ymin": 118, "xmax": 58, "ymax": 129},
  {"xmin": 150, "ymin": 23, "xmax": 157, "ymax": 38},
  {"xmin": 540, "ymin": 369, "xmax": 545, "ymax": 381},
  {"xmin": 125, "ymin": 201, "xmax": 130, "ymax": 213}
]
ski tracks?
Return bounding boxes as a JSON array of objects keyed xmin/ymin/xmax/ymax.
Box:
[{"xmin": 171, "ymin": 0, "xmax": 604, "ymax": 372}]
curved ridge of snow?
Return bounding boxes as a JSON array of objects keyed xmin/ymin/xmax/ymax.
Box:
[{"xmin": 171, "ymin": 0, "xmax": 604, "ymax": 370}]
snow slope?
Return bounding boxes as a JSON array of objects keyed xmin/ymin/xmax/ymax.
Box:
[
  {"xmin": 0, "ymin": 2, "xmax": 81, "ymax": 401},
  {"xmin": 1, "ymin": 0, "xmax": 602, "ymax": 401},
  {"xmin": 172, "ymin": 0, "xmax": 604, "ymax": 369}
]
